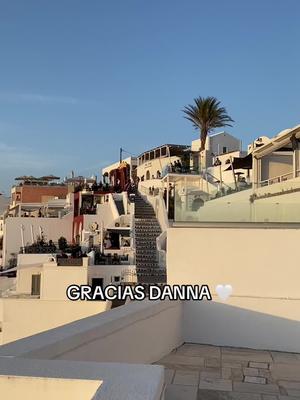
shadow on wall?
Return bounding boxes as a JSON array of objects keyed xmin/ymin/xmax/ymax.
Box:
[{"xmin": 183, "ymin": 299, "xmax": 300, "ymax": 353}]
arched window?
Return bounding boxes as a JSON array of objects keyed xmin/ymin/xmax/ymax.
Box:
[{"xmin": 146, "ymin": 170, "xmax": 150, "ymax": 180}]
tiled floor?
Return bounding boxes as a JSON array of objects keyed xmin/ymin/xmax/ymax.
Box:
[{"xmin": 154, "ymin": 343, "xmax": 300, "ymax": 399}]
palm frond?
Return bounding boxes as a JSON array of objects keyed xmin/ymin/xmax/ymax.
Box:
[{"xmin": 182, "ymin": 96, "xmax": 234, "ymax": 151}]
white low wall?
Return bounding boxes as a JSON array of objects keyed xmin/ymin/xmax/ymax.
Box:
[
  {"xmin": 0, "ymin": 375, "xmax": 102, "ymax": 400},
  {"xmin": 0, "ymin": 277, "xmax": 15, "ymax": 294},
  {"xmin": 0, "ymin": 358, "xmax": 164, "ymax": 400},
  {"xmin": 88, "ymin": 265, "xmax": 136, "ymax": 287},
  {"xmin": 0, "ymin": 298, "xmax": 109, "ymax": 345},
  {"xmin": 0, "ymin": 300, "xmax": 183, "ymax": 364},
  {"xmin": 167, "ymin": 226, "xmax": 300, "ymax": 352}
]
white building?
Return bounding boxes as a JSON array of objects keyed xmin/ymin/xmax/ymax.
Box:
[
  {"xmin": 191, "ymin": 131, "xmax": 242, "ymax": 170},
  {"xmin": 0, "ymin": 256, "xmax": 110, "ymax": 345},
  {"xmin": 137, "ymin": 144, "xmax": 190, "ymax": 180}
]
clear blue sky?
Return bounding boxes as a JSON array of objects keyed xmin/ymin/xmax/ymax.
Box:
[{"xmin": 0, "ymin": 0, "xmax": 299, "ymax": 193}]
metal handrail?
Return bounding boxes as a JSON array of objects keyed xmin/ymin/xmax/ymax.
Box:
[{"xmin": 202, "ymin": 170, "xmax": 232, "ymax": 190}]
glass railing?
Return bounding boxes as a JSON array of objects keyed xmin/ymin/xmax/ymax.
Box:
[{"xmin": 174, "ymin": 186, "xmax": 300, "ymax": 223}]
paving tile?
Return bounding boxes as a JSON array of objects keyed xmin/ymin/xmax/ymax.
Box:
[
  {"xmin": 164, "ymin": 368, "xmax": 175, "ymax": 384},
  {"xmin": 262, "ymin": 396, "xmax": 278, "ymax": 400},
  {"xmin": 244, "ymin": 376, "xmax": 267, "ymax": 384},
  {"xmin": 279, "ymin": 396, "xmax": 300, "ymax": 399},
  {"xmin": 243, "ymin": 367, "xmax": 259, "ymax": 376},
  {"xmin": 222, "ymin": 361, "xmax": 245, "ymax": 369},
  {"xmin": 286, "ymin": 390, "xmax": 300, "ymax": 397},
  {"xmin": 198, "ymin": 389, "xmax": 221, "ymax": 400},
  {"xmin": 158, "ymin": 354, "xmax": 205, "ymax": 368},
  {"xmin": 250, "ymin": 362, "xmax": 269, "ymax": 369},
  {"xmin": 271, "ymin": 364, "xmax": 300, "ymax": 381},
  {"xmin": 222, "ymin": 347, "xmax": 272, "ymax": 363},
  {"xmin": 206, "ymin": 358, "xmax": 221, "ymax": 368},
  {"xmin": 165, "ymin": 384, "xmax": 198, "ymax": 400},
  {"xmin": 176, "ymin": 343, "xmax": 221, "ymax": 358},
  {"xmin": 229, "ymin": 394, "xmax": 262, "ymax": 400},
  {"xmin": 200, "ymin": 369, "xmax": 221, "ymax": 379},
  {"xmin": 173, "ymin": 370, "xmax": 199, "ymax": 386},
  {"xmin": 271, "ymin": 352, "xmax": 300, "ymax": 364},
  {"xmin": 259, "ymin": 369, "xmax": 275, "ymax": 384},
  {"xmin": 278, "ymin": 381, "xmax": 300, "ymax": 390},
  {"xmin": 198, "ymin": 390, "xmax": 261, "ymax": 400},
  {"xmin": 231, "ymin": 368, "xmax": 244, "ymax": 382},
  {"xmin": 234, "ymin": 382, "xmax": 280, "ymax": 394},
  {"xmin": 199, "ymin": 377, "xmax": 232, "ymax": 391},
  {"xmin": 222, "ymin": 367, "xmax": 232, "ymax": 380}
]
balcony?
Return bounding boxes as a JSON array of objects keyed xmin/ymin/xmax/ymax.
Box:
[{"xmin": 56, "ymin": 257, "xmax": 83, "ymax": 267}]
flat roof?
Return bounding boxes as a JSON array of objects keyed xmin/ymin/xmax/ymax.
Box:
[{"xmin": 138, "ymin": 144, "xmax": 190, "ymax": 158}]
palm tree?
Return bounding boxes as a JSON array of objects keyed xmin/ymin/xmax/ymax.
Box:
[{"xmin": 183, "ymin": 96, "xmax": 234, "ymax": 152}]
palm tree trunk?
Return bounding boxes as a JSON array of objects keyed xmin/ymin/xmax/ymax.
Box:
[{"xmin": 200, "ymin": 128, "xmax": 208, "ymax": 152}]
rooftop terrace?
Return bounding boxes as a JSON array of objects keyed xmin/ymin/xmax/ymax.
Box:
[{"xmin": 0, "ymin": 299, "xmax": 299, "ymax": 399}]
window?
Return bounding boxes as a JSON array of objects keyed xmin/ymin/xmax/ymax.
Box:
[
  {"xmin": 222, "ymin": 146, "xmax": 227, "ymax": 153},
  {"xmin": 31, "ymin": 274, "xmax": 41, "ymax": 296},
  {"xmin": 114, "ymin": 276, "xmax": 120, "ymax": 282},
  {"xmin": 146, "ymin": 170, "xmax": 150, "ymax": 180}
]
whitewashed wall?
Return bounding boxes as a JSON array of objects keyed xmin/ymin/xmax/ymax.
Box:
[
  {"xmin": 3, "ymin": 214, "xmax": 73, "ymax": 266},
  {"xmin": 0, "ymin": 298, "xmax": 109, "ymax": 345},
  {"xmin": 167, "ymin": 226, "xmax": 300, "ymax": 352}
]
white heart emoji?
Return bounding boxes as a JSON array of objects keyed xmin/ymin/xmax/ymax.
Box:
[{"xmin": 215, "ymin": 284, "xmax": 233, "ymax": 301}]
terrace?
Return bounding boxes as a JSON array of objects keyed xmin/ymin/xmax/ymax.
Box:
[
  {"xmin": 0, "ymin": 300, "xmax": 299, "ymax": 399},
  {"xmin": 158, "ymin": 343, "xmax": 300, "ymax": 399}
]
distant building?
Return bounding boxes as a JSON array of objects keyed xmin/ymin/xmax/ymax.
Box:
[
  {"xmin": 10, "ymin": 175, "xmax": 68, "ymax": 217},
  {"xmin": 102, "ymin": 157, "xmax": 137, "ymax": 191},
  {"xmin": 191, "ymin": 131, "xmax": 242, "ymax": 170},
  {"xmin": 136, "ymin": 144, "xmax": 190, "ymax": 182}
]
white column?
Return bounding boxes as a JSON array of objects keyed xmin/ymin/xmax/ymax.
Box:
[
  {"xmin": 20, "ymin": 224, "xmax": 25, "ymax": 253},
  {"xmin": 293, "ymin": 150, "xmax": 300, "ymax": 178},
  {"xmin": 166, "ymin": 175, "xmax": 170, "ymax": 214},
  {"xmin": 184, "ymin": 176, "xmax": 187, "ymax": 212},
  {"xmin": 30, "ymin": 225, "xmax": 34, "ymax": 244},
  {"xmin": 100, "ymin": 221, "xmax": 104, "ymax": 254}
]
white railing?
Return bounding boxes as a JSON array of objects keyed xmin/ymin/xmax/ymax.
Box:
[
  {"xmin": 260, "ymin": 171, "xmax": 294, "ymax": 187},
  {"xmin": 157, "ymin": 231, "xmax": 167, "ymax": 269}
]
